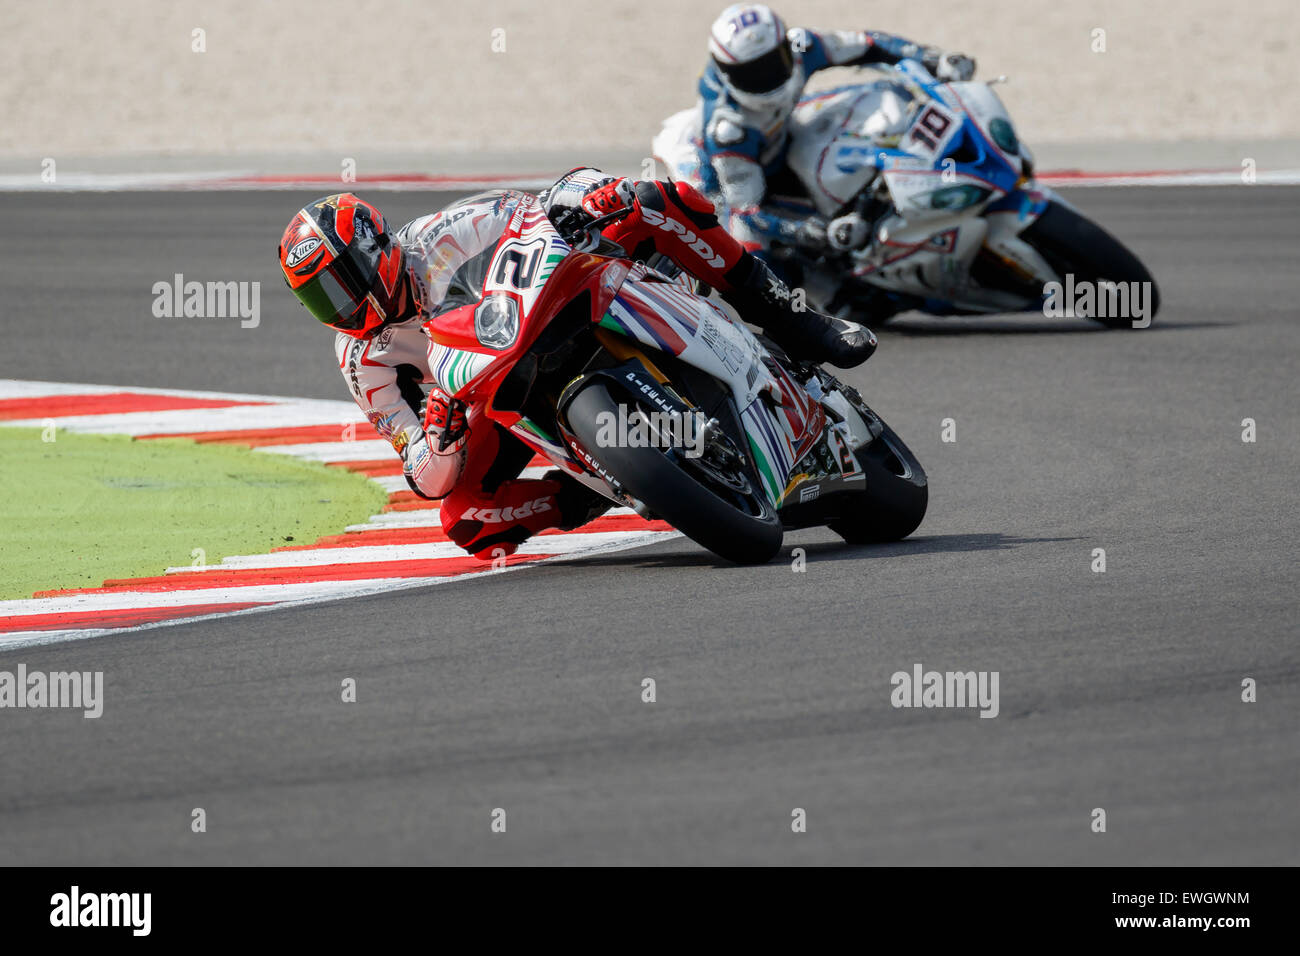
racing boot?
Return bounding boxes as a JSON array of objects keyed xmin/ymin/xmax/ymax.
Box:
[
  {"xmin": 721, "ymin": 256, "xmax": 876, "ymax": 369},
  {"xmin": 599, "ymin": 177, "xmax": 875, "ymax": 368},
  {"xmin": 546, "ymin": 470, "xmax": 614, "ymax": 530}
]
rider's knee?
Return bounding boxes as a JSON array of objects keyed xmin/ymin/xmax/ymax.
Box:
[
  {"xmin": 671, "ymin": 181, "xmax": 717, "ymax": 216},
  {"xmin": 633, "ymin": 180, "xmax": 667, "ymax": 212}
]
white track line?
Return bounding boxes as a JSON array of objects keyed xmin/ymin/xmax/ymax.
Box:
[
  {"xmin": 165, "ymin": 530, "xmax": 673, "ymax": 572},
  {"xmin": 0, "ymin": 379, "xmax": 362, "ymax": 407},
  {"xmin": 1037, "ymin": 170, "xmax": 1300, "ymax": 187},
  {"xmin": 3, "ymin": 168, "xmax": 1299, "ymax": 194},
  {"xmin": 0, "ymin": 172, "xmax": 556, "ymax": 192},
  {"xmin": 339, "ymin": 505, "xmax": 640, "ymax": 532},
  {"xmin": 0, "ymin": 527, "xmax": 676, "ymax": 650},
  {"xmin": 344, "ymin": 511, "xmax": 442, "ymax": 531},
  {"xmin": 0, "ymin": 378, "xmax": 678, "ymax": 646},
  {"xmin": 2, "ymin": 532, "xmax": 673, "ymax": 617},
  {"xmin": 0, "ymin": 576, "xmax": 463, "ymax": 616},
  {"xmin": 372, "ymin": 465, "xmax": 549, "ymax": 487},
  {"xmin": 7, "ymin": 402, "xmax": 362, "ymax": 436},
  {"xmin": 256, "ymin": 439, "xmax": 396, "ymax": 461},
  {"xmin": 371, "ymin": 474, "xmax": 411, "ymax": 494}
]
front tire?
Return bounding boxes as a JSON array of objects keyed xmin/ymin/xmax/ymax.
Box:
[
  {"xmin": 1019, "ymin": 200, "xmax": 1160, "ymax": 327},
  {"xmin": 829, "ymin": 421, "xmax": 928, "ymax": 544},
  {"xmin": 566, "ymin": 380, "xmax": 784, "ymax": 564}
]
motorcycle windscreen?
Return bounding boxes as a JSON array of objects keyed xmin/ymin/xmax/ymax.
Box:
[
  {"xmin": 429, "ymin": 246, "xmax": 498, "ymax": 318},
  {"xmin": 412, "ymin": 190, "xmax": 537, "ymax": 317}
]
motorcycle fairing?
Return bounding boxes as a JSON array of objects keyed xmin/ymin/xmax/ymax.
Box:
[
  {"xmin": 778, "ymin": 59, "xmax": 1085, "ymax": 313},
  {"xmin": 416, "ymin": 190, "xmax": 835, "ymax": 512},
  {"xmin": 598, "ymin": 276, "xmax": 829, "ymax": 508}
]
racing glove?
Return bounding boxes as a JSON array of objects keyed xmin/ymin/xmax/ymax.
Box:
[
  {"xmin": 579, "ymin": 177, "xmax": 637, "ymax": 219},
  {"xmin": 423, "ymin": 386, "xmax": 469, "ymax": 454},
  {"xmin": 541, "ymin": 168, "xmax": 628, "ymax": 217},
  {"xmin": 926, "ymin": 50, "xmax": 976, "ymax": 82},
  {"xmin": 402, "ymin": 386, "xmax": 470, "ymax": 500},
  {"xmin": 826, "ymin": 213, "xmax": 873, "ymax": 252},
  {"xmin": 540, "ymin": 167, "xmax": 639, "ymax": 243}
]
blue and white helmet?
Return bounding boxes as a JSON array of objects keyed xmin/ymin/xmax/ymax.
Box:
[{"xmin": 708, "ymin": 4, "xmax": 801, "ymax": 113}]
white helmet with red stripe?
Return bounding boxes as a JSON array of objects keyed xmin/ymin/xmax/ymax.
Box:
[{"xmin": 708, "ymin": 4, "xmax": 802, "ymax": 113}]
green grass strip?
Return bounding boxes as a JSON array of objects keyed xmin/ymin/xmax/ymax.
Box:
[{"xmin": 0, "ymin": 427, "xmax": 388, "ymax": 600}]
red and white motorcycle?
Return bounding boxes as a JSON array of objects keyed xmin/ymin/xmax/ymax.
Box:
[{"xmin": 423, "ymin": 189, "xmax": 927, "ymax": 564}]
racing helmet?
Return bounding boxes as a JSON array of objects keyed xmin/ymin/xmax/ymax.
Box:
[
  {"xmin": 708, "ymin": 4, "xmax": 800, "ymax": 112},
  {"xmin": 278, "ymin": 193, "xmax": 412, "ymax": 338}
]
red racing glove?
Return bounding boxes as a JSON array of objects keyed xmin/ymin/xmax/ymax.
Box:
[
  {"xmin": 580, "ymin": 177, "xmax": 637, "ymax": 220},
  {"xmin": 423, "ymin": 386, "xmax": 469, "ymax": 453}
]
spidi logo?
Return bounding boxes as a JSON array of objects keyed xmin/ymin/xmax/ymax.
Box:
[
  {"xmin": 151, "ymin": 273, "xmax": 260, "ymax": 328},
  {"xmin": 50, "ymin": 886, "xmax": 151, "ymax": 936}
]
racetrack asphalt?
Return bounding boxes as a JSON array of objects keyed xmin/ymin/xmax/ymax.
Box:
[{"xmin": 0, "ymin": 186, "xmax": 1296, "ymax": 865}]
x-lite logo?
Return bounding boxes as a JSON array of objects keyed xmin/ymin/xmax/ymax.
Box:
[
  {"xmin": 638, "ymin": 208, "xmax": 726, "ymax": 269},
  {"xmin": 460, "ymin": 496, "xmax": 553, "ymax": 523}
]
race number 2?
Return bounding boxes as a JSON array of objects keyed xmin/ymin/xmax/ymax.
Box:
[{"xmin": 491, "ymin": 239, "xmax": 546, "ymax": 290}]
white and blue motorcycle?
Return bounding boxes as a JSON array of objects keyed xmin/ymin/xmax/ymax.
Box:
[{"xmin": 655, "ymin": 58, "xmax": 1160, "ymax": 327}]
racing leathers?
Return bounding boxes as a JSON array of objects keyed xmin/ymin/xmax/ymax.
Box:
[
  {"xmin": 695, "ymin": 27, "xmax": 974, "ymax": 251},
  {"xmin": 540, "ymin": 166, "xmax": 874, "ymax": 369},
  {"xmin": 335, "ymin": 274, "xmax": 603, "ymax": 560},
  {"xmin": 335, "ymin": 168, "xmax": 873, "ymax": 559}
]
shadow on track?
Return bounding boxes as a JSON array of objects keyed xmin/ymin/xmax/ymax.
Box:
[
  {"xmin": 551, "ymin": 532, "xmax": 1079, "ymax": 570},
  {"xmin": 790, "ymin": 532, "xmax": 1082, "ymax": 562},
  {"xmin": 878, "ymin": 317, "xmax": 1222, "ymax": 337}
]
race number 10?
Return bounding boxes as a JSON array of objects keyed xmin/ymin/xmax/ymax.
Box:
[{"xmin": 909, "ymin": 106, "xmax": 953, "ymax": 153}]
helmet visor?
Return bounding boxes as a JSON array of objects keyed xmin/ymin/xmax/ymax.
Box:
[
  {"xmin": 716, "ymin": 38, "xmax": 793, "ymax": 94},
  {"xmin": 293, "ymin": 233, "xmax": 384, "ymax": 330},
  {"xmin": 296, "ymin": 269, "xmax": 369, "ymax": 330}
]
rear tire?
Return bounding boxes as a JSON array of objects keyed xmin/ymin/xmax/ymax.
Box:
[
  {"xmin": 1019, "ymin": 201, "xmax": 1160, "ymax": 327},
  {"xmin": 566, "ymin": 380, "xmax": 784, "ymax": 564},
  {"xmin": 829, "ymin": 421, "xmax": 928, "ymax": 544}
]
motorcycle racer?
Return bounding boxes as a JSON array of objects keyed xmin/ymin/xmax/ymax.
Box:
[
  {"xmin": 671, "ymin": 3, "xmax": 975, "ymax": 254},
  {"xmin": 277, "ymin": 192, "xmax": 586, "ymax": 560},
  {"xmin": 277, "ymin": 173, "xmax": 873, "ymax": 558}
]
